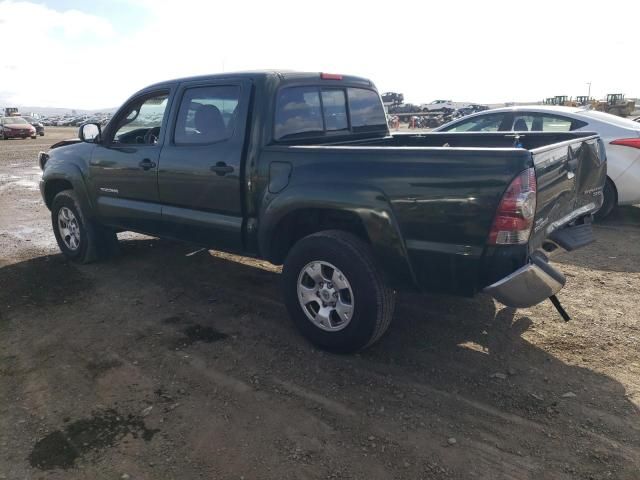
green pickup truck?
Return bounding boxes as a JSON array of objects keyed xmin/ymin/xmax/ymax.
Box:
[{"xmin": 38, "ymin": 71, "xmax": 607, "ymax": 352}]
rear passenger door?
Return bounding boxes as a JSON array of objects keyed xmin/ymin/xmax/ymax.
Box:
[{"xmin": 157, "ymin": 79, "xmax": 251, "ymax": 251}]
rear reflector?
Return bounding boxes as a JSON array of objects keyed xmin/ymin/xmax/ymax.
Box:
[
  {"xmin": 610, "ymin": 138, "xmax": 640, "ymax": 149},
  {"xmin": 488, "ymin": 168, "xmax": 537, "ymax": 245},
  {"xmin": 320, "ymin": 72, "xmax": 343, "ymax": 80}
]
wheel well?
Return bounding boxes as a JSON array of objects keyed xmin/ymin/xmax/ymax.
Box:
[
  {"xmin": 268, "ymin": 209, "xmax": 370, "ymax": 264},
  {"xmin": 44, "ymin": 179, "xmax": 73, "ymax": 208}
]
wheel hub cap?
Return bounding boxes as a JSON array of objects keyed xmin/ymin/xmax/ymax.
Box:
[
  {"xmin": 57, "ymin": 207, "xmax": 81, "ymax": 251},
  {"xmin": 297, "ymin": 261, "xmax": 354, "ymax": 332}
]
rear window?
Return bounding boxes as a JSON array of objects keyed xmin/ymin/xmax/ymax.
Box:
[
  {"xmin": 274, "ymin": 86, "xmax": 385, "ymax": 140},
  {"xmin": 348, "ymin": 88, "xmax": 387, "ymax": 131}
]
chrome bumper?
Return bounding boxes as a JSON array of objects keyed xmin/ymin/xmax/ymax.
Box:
[{"xmin": 483, "ymin": 255, "xmax": 565, "ymax": 308}]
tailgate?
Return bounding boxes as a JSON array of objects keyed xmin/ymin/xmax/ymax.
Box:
[{"xmin": 529, "ymin": 134, "xmax": 606, "ymax": 251}]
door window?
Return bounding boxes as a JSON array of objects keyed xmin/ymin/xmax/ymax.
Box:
[
  {"xmin": 112, "ymin": 92, "xmax": 169, "ymax": 145},
  {"xmin": 174, "ymin": 85, "xmax": 240, "ymax": 145},
  {"xmin": 515, "ymin": 113, "xmax": 584, "ymax": 132},
  {"xmin": 540, "ymin": 115, "xmax": 573, "ymax": 132},
  {"xmin": 443, "ymin": 113, "xmax": 506, "ymax": 132}
]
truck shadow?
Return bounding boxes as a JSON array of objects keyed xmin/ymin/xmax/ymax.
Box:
[{"xmin": 1, "ymin": 238, "xmax": 638, "ymax": 476}]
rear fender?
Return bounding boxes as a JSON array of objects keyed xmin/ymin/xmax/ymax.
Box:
[{"xmin": 258, "ymin": 183, "xmax": 416, "ymax": 289}]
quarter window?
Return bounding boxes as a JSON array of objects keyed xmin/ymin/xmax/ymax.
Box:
[
  {"xmin": 174, "ymin": 85, "xmax": 240, "ymax": 145},
  {"xmin": 513, "ymin": 113, "xmax": 585, "ymax": 132}
]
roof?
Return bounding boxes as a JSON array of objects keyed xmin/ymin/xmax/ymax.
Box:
[
  {"xmin": 143, "ymin": 70, "xmax": 372, "ymax": 90},
  {"xmin": 480, "ymin": 105, "xmax": 586, "ymax": 114}
]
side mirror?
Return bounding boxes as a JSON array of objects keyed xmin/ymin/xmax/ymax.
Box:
[{"xmin": 79, "ymin": 123, "xmax": 101, "ymax": 143}]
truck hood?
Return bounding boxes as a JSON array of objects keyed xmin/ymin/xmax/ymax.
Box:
[{"xmin": 50, "ymin": 138, "xmax": 82, "ymax": 150}]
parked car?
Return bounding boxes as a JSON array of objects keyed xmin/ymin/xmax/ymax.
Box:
[
  {"xmin": 0, "ymin": 116, "xmax": 37, "ymax": 139},
  {"xmin": 38, "ymin": 71, "xmax": 606, "ymax": 352},
  {"xmin": 22, "ymin": 116, "xmax": 45, "ymax": 136},
  {"xmin": 436, "ymin": 105, "xmax": 640, "ymax": 218}
]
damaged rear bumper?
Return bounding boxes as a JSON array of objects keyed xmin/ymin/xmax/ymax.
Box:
[
  {"xmin": 483, "ymin": 255, "xmax": 565, "ymax": 308},
  {"xmin": 483, "ymin": 220, "xmax": 594, "ymax": 308}
]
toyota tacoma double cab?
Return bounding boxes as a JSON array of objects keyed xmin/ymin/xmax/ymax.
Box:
[{"xmin": 38, "ymin": 71, "xmax": 607, "ymax": 352}]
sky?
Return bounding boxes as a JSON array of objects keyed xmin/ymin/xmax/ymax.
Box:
[{"xmin": 1, "ymin": 0, "xmax": 639, "ymax": 110}]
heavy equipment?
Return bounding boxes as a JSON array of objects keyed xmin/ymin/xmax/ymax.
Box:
[{"xmin": 595, "ymin": 94, "xmax": 635, "ymax": 117}]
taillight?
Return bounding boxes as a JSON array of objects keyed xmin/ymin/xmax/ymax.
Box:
[
  {"xmin": 610, "ymin": 138, "xmax": 640, "ymax": 149},
  {"xmin": 488, "ymin": 168, "xmax": 537, "ymax": 245},
  {"xmin": 320, "ymin": 72, "xmax": 343, "ymax": 80}
]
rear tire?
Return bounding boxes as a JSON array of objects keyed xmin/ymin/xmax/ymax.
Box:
[
  {"xmin": 51, "ymin": 190, "xmax": 119, "ymax": 263},
  {"xmin": 595, "ymin": 178, "xmax": 617, "ymax": 220},
  {"xmin": 282, "ymin": 230, "xmax": 395, "ymax": 353}
]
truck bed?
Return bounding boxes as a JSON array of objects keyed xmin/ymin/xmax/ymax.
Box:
[{"xmin": 259, "ymin": 132, "xmax": 605, "ymax": 295}]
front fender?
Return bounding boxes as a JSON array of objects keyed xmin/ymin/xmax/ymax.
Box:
[
  {"xmin": 41, "ymin": 143, "xmax": 95, "ymax": 216},
  {"xmin": 258, "ymin": 183, "xmax": 417, "ymax": 289}
]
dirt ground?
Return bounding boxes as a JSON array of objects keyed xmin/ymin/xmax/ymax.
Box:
[{"xmin": 1, "ymin": 127, "xmax": 639, "ymax": 480}]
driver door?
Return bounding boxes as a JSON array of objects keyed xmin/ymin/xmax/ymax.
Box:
[{"xmin": 89, "ymin": 89, "xmax": 171, "ymax": 233}]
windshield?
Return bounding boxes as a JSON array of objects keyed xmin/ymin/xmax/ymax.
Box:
[
  {"xmin": 580, "ymin": 110, "xmax": 640, "ymax": 130},
  {"xmin": 3, "ymin": 117, "xmax": 28, "ymax": 124}
]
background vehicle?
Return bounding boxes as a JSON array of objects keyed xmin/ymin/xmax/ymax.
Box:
[
  {"xmin": 0, "ymin": 116, "xmax": 37, "ymax": 139},
  {"xmin": 39, "ymin": 71, "xmax": 606, "ymax": 352},
  {"xmin": 3, "ymin": 107, "xmax": 19, "ymax": 117},
  {"xmin": 420, "ymin": 99, "xmax": 470, "ymax": 112},
  {"xmin": 595, "ymin": 94, "xmax": 635, "ymax": 117},
  {"xmin": 576, "ymin": 96, "xmax": 594, "ymax": 106},
  {"xmin": 21, "ymin": 116, "xmax": 45, "ymax": 136},
  {"xmin": 381, "ymin": 92, "xmax": 404, "ymax": 107},
  {"xmin": 436, "ymin": 105, "xmax": 640, "ymax": 218},
  {"xmin": 543, "ymin": 96, "xmax": 576, "ymax": 106}
]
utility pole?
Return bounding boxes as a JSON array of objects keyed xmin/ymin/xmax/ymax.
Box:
[{"xmin": 587, "ymin": 82, "xmax": 592, "ymax": 98}]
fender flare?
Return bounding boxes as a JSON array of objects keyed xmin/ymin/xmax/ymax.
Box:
[
  {"xmin": 258, "ymin": 183, "xmax": 417, "ymax": 289},
  {"xmin": 42, "ymin": 163, "xmax": 94, "ymax": 216}
]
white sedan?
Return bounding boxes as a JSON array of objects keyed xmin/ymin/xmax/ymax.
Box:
[{"xmin": 435, "ymin": 105, "xmax": 640, "ymax": 217}]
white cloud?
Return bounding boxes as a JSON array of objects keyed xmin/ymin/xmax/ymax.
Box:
[{"xmin": 1, "ymin": 0, "xmax": 639, "ymax": 109}]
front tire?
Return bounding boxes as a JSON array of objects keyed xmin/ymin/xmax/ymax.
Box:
[
  {"xmin": 51, "ymin": 190, "xmax": 119, "ymax": 263},
  {"xmin": 282, "ymin": 230, "xmax": 395, "ymax": 353},
  {"xmin": 595, "ymin": 178, "xmax": 617, "ymax": 220}
]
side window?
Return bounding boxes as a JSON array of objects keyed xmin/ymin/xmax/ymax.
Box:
[
  {"xmin": 512, "ymin": 114, "xmax": 535, "ymax": 131},
  {"xmin": 348, "ymin": 88, "xmax": 387, "ymax": 131},
  {"xmin": 274, "ymin": 87, "xmax": 323, "ymax": 140},
  {"xmin": 113, "ymin": 92, "xmax": 169, "ymax": 145},
  {"xmin": 541, "ymin": 115, "xmax": 572, "ymax": 132},
  {"xmin": 321, "ymin": 89, "xmax": 348, "ymax": 131},
  {"xmin": 444, "ymin": 113, "xmax": 506, "ymax": 132},
  {"xmin": 174, "ymin": 85, "xmax": 240, "ymax": 145}
]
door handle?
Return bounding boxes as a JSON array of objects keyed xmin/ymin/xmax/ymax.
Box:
[
  {"xmin": 139, "ymin": 158, "xmax": 156, "ymax": 170},
  {"xmin": 210, "ymin": 162, "xmax": 234, "ymax": 176}
]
